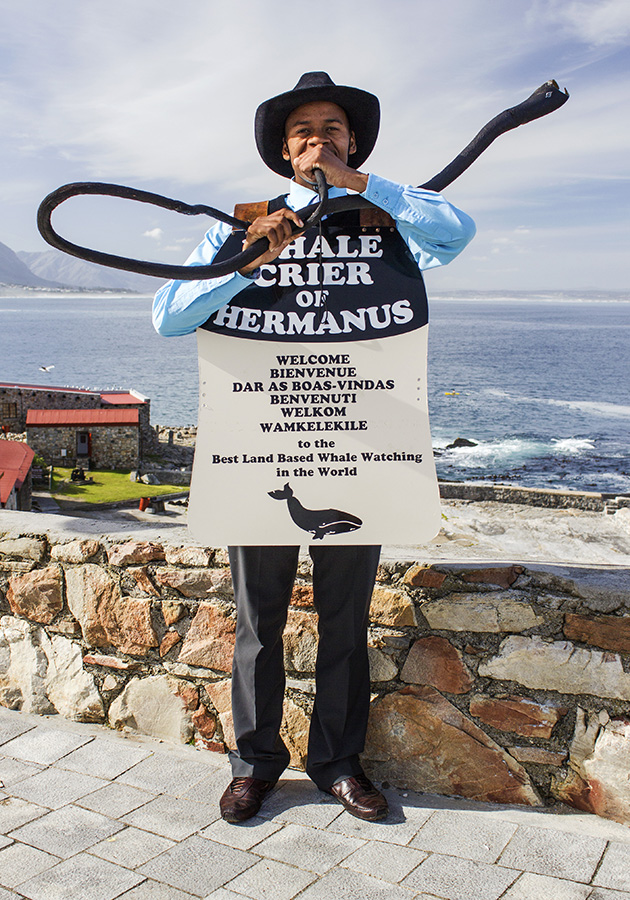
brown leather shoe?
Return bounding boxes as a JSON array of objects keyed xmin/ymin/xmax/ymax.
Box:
[
  {"xmin": 327, "ymin": 774, "xmax": 388, "ymax": 821},
  {"xmin": 220, "ymin": 777, "xmax": 276, "ymax": 823}
]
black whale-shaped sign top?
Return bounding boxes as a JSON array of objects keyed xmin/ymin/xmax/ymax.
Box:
[{"xmin": 268, "ymin": 483, "xmax": 362, "ymax": 540}]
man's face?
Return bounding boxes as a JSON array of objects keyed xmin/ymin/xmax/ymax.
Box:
[{"xmin": 282, "ymin": 100, "xmax": 356, "ymax": 185}]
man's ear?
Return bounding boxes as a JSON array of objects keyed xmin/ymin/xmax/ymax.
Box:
[
  {"xmin": 349, "ymin": 131, "xmax": 357, "ymax": 156},
  {"xmin": 282, "ymin": 138, "xmax": 290, "ymax": 161}
]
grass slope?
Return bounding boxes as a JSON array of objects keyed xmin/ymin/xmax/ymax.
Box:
[{"xmin": 51, "ymin": 468, "xmax": 185, "ymax": 505}]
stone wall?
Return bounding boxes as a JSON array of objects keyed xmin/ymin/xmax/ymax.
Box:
[
  {"xmin": 26, "ymin": 424, "xmax": 140, "ymax": 469},
  {"xmin": 1, "ymin": 527, "xmax": 629, "ymax": 827}
]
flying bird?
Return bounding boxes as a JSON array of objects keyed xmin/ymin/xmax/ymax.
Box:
[{"xmin": 39, "ymin": 365, "xmax": 55, "ymax": 372}]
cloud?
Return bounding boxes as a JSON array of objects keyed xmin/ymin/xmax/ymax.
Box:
[
  {"xmin": 534, "ymin": 0, "xmax": 630, "ymax": 46},
  {"xmin": 143, "ymin": 228, "xmax": 163, "ymax": 241}
]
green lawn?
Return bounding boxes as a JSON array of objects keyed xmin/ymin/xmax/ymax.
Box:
[{"xmin": 50, "ymin": 468, "xmax": 186, "ymax": 505}]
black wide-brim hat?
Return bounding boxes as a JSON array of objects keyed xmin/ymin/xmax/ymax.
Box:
[{"xmin": 255, "ymin": 71, "xmax": 380, "ymax": 178}]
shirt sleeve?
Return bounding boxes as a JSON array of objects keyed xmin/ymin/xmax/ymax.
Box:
[
  {"xmin": 362, "ymin": 174, "xmax": 476, "ymax": 270},
  {"xmin": 152, "ymin": 221, "xmax": 254, "ymax": 336}
]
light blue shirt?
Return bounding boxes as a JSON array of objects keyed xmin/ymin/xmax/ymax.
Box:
[{"xmin": 152, "ymin": 174, "xmax": 475, "ymax": 337}]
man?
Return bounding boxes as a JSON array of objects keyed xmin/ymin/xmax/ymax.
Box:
[{"xmin": 153, "ymin": 72, "xmax": 475, "ymax": 823}]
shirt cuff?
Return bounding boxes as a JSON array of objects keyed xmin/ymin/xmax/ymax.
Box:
[{"xmin": 362, "ymin": 174, "xmax": 407, "ymax": 213}]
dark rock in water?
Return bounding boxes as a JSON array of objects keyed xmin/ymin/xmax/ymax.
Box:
[{"xmin": 446, "ymin": 438, "xmax": 478, "ymax": 450}]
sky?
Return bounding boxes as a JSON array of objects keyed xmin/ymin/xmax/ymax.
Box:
[{"xmin": 1, "ymin": 0, "xmax": 629, "ymax": 291}]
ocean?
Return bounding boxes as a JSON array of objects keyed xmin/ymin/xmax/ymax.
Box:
[{"xmin": 1, "ymin": 290, "xmax": 628, "ymax": 494}]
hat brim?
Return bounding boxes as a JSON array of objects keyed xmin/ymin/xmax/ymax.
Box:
[{"xmin": 255, "ymin": 83, "xmax": 380, "ymax": 178}]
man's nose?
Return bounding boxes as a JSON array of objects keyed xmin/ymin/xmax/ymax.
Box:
[{"xmin": 307, "ymin": 133, "xmax": 330, "ymax": 146}]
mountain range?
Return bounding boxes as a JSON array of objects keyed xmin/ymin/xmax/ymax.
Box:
[{"xmin": 0, "ymin": 240, "xmax": 163, "ymax": 292}]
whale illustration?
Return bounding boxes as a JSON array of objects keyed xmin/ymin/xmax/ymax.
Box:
[{"xmin": 268, "ymin": 483, "xmax": 362, "ymax": 540}]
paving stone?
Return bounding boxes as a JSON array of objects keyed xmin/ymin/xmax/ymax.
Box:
[
  {"xmin": 501, "ymin": 872, "xmax": 592, "ymax": 899},
  {"xmin": 0, "ymin": 888, "xmax": 20, "ymax": 900},
  {"xmin": 203, "ymin": 890, "xmax": 249, "ymax": 900},
  {"xmin": 0, "ymin": 834, "xmax": 10, "ymax": 850},
  {"xmin": 56, "ymin": 737, "xmax": 152, "ymax": 780},
  {"xmin": 9, "ymin": 804, "xmax": 122, "ymax": 858},
  {"xmin": 0, "ymin": 757, "xmax": 44, "ymax": 787},
  {"xmin": 401, "ymin": 853, "xmax": 518, "ymax": 900},
  {"xmin": 253, "ymin": 822, "xmax": 364, "ymax": 875},
  {"xmin": 296, "ymin": 867, "xmax": 418, "ymax": 900},
  {"xmin": 176, "ymin": 767, "xmax": 229, "ymax": 807},
  {"xmin": 593, "ymin": 841, "xmax": 630, "ymax": 892},
  {"xmin": 224, "ymin": 858, "xmax": 317, "ymax": 900},
  {"xmin": 17, "ymin": 852, "xmax": 143, "ymax": 900},
  {"xmin": 10, "ymin": 767, "xmax": 106, "ymax": 809},
  {"xmin": 0, "ymin": 710, "xmax": 34, "ymax": 746},
  {"xmin": 0, "ymin": 843, "xmax": 60, "ymax": 889},
  {"xmin": 498, "ymin": 823, "xmax": 607, "ymax": 882},
  {"xmin": 116, "ymin": 752, "xmax": 211, "ymax": 795},
  {"xmin": 341, "ymin": 838, "xmax": 427, "ymax": 882},
  {"xmin": 590, "ymin": 890, "xmax": 630, "ymax": 900},
  {"xmin": 88, "ymin": 825, "xmax": 174, "ymax": 867},
  {"xmin": 326, "ymin": 790, "xmax": 432, "ymax": 845},
  {"xmin": 122, "ymin": 793, "xmax": 218, "ymax": 840},
  {"xmin": 410, "ymin": 809, "xmax": 518, "ymax": 862},
  {"xmin": 257, "ymin": 780, "xmax": 342, "ymax": 828},
  {"xmin": 0, "ymin": 729, "xmax": 93, "ymax": 765},
  {"xmin": 200, "ymin": 816, "xmax": 282, "ymax": 850},
  {"xmin": 138, "ymin": 835, "xmax": 255, "ymax": 896},
  {"xmin": 76, "ymin": 782, "xmax": 156, "ymax": 818},
  {"xmin": 0, "ymin": 797, "xmax": 48, "ymax": 833},
  {"xmin": 117, "ymin": 882, "xmax": 198, "ymax": 900}
]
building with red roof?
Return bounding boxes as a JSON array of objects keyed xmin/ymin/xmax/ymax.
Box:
[
  {"xmin": 0, "ymin": 441, "xmax": 35, "ymax": 510},
  {"xmin": 25, "ymin": 408, "xmax": 140, "ymax": 470}
]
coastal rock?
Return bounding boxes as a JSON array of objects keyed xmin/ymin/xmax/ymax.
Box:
[
  {"xmin": 363, "ymin": 684, "xmax": 541, "ymax": 806},
  {"xmin": 479, "ymin": 636, "xmax": 630, "ymax": 700},
  {"xmin": 0, "ymin": 538, "xmax": 46, "ymax": 561},
  {"xmin": 553, "ymin": 709, "xmax": 630, "ymax": 826},
  {"xmin": 0, "ymin": 615, "xmax": 103, "ymax": 721},
  {"xmin": 401, "ymin": 636, "xmax": 473, "ymax": 694},
  {"xmin": 108, "ymin": 675, "xmax": 195, "ymax": 743},
  {"xmin": 284, "ymin": 609, "xmax": 318, "ymax": 673},
  {"xmin": 564, "ymin": 612, "xmax": 630, "ymax": 654},
  {"xmin": 177, "ymin": 602, "xmax": 236, "ymax": 671},
  {"xmin": 205, "ymin": 679, "xmax": 234, "ymax": 748},
  {"xmin": 51, "ymin": 539, "xmax": 100, "ymax": 563},
  {"xmin": 154, "ymin": 567, "xmax": 232, "ymax": 598},
  {"xmin": 421, "ymin": 593, "xmax": 541, "ymax": 633},
  {"xmin": 164, "ymin": 546, "xmax": 214, "ymax": 567},
  {"xmin": 402, "ymin": 565, "xmax": 446, "ymax": 589},
  {"xmin": 65, "ymin": 564, "xmax": 158, "ymax": 656},
  {"xmin": 107, "ymin": 541, "xmax": 165, "ymax": 566},
  {"xmin": 370, "ymin": 587, "xmax": 416, "ymax": 626},
  {"xmin": 7, "ymin": 565, "xmax": 63, "ymax": 624},
  {"xmin": 469, "ymin": 694, "xmax": 567, "ymax": 738},
  {"xmin": 368, "ymin": 646, "xmax": 398, "ymax": 682}
]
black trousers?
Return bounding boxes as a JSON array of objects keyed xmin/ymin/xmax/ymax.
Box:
[{"xmin": 227, "ymin": 544, "xmax": 381, "ymax": 790}]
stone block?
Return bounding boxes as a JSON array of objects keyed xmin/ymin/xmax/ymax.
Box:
[
  {"xmin": 155, "ymin": 566, "xmax": 232, "ymax": 598},
  {"xmin": 82, "ymin": 653, "xmax": 140, "ymax": 671},
  {"xmin": 363, "ymin": 684, "xmax": 541, "ymax": 806},
  {"xmin": 401, "ymin": 636, "xmax": 473, "ymax": 694},
  {"xmin": 564, "ymin": 612, "xmax": 630, "ymax": 654},
  {"xmin": 164, "ymin": 545, "xmax": 213, "ymax": 566},
  {"xmin": 554, "ymin": 709, "xmax": 630, "ymax": 826},
  {"xmin": 367, "ymin": 645, "xmax": 398, "ymax": 682},
  {"xmin": 0, "ymin": 538, "xmax": 46, "ymax": 561},
  {"xmin": 284, "ymin": 608, "xmax": 318, "ymax": 673},
  {"xmin": 162, "ymin": 600, "xmax": 185, "ymax": 625},
  {"xmin": 370, "ymin": 587, "xmax": 416, "ymax": 626},
  {"xmin": 479, "ymin": 635, "xmax": 630, "ymax": 700},
  {"xmin": 108, "ymin": 675, "xmax": 195, "ymax": 743},
  {"xmin": 192, "ymin": 703, "xmax": 217, "ymax": 741},
  {"xmin": 402, "ymin": 564, "xmax": 446, "ymax": 589},
  {"xmin": 50, "ymin": 539, "xmax": 100, "ymax": 563},
  {"xmin": 460, "ymin": 565, "xmax": 523, "ymax": 588},
  {"xmin": 66, "ymin": 564, "xmax": 158, "ymax": 656},
  {"xmin": 178, "ymin": 602, "xmax": 236, "ymax": 671},
  {"xmin": 7, "ymin": 565, "xmax": 63, "ymax": 624},
  {"xmin": 290, "ymin": 583, "xmax": 314, "ymax": 607},
  {"xmin": 421, "ymin": 593, "xmax": 542, "ymax": 633},
  {"xmin": 159, "ymin": 630, "xmax": 181, "ymax": 657},
  {"xmin": 123, "ymin": 567, "xmax": 160, "ymax": 598},
  {"xmin": 107, "ymin": 541, "xmax": 165, "ymax": 566},
  {"xmin": 508, "ymin": 746, "xmax": 567, "ymax": 765},
  {"xmin": 0, "ymin": 616, "xmax": 103, "ymax": 721},
  {"xmin": 205, "ymin": 679, "xmax": 234, "ymax": 748},
  {"xmin": 280, "ymin": 695, "xmax": 309, "ymax": 769},
  {"xmin": 527, "ymin": 567, "xmax": 630, "ymax": 614},
  {"xmin": 469, "ymin": 694, "xmax": 568, "ymax": 738}
]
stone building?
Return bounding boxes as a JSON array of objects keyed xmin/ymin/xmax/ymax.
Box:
[
  {"xmin": 26, "ymin": 409, "xmax": 140, "ymax": 469},
  {"xmin": 0, "ymin": 382, "xmax": 152, "ymax": 454},
  {"xmin": 0, "ymin": 440, "xmax": 34, "ymax": 509}
]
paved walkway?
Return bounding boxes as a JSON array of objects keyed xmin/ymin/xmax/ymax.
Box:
[{"xmin": 1, "ymin": 707, "xmax": 630, "ymax": 900}]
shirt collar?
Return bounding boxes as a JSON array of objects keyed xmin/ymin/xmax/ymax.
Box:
[{"xmin": 287, "ymin": 179, "xmax": 347, "ymax": 211}]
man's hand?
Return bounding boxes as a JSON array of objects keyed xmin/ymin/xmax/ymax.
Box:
[
  {"xmin": 293, "ymin": 144, "xmax": 368, "ymax": 194},
  {"xmin": 238, "ymin": 208, "xmax": 304, "ymax": 276}
]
